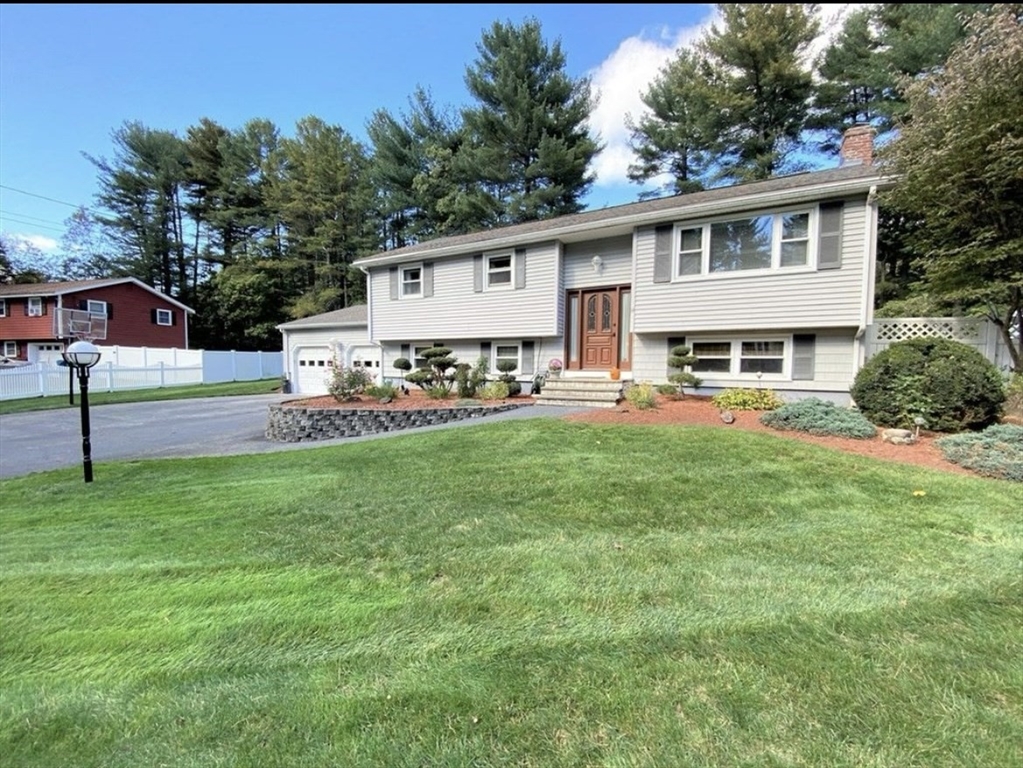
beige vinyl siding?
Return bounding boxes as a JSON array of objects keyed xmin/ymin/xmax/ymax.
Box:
[
  {"xmin": 370, "ymin": 242, "xmax": 560, "ymax": 340},
  {"xmin": 631, "ymin": 329, "xmax": 857, "ymax": 395},
  {"xmin": 379, "ymin": 339, "xmax": 565, "ymax": 382},
  {"xmin": 632, "ymin": 198, "xmax": 868, "ymax": 332},
  {"xmin": 563, "ymin": 235, "xmax": 633, "ymax": 289}
]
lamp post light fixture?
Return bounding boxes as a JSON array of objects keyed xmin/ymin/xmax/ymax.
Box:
[{"xmin": 61, "ymin": 340, "xmax": 102, "ymax": 483}]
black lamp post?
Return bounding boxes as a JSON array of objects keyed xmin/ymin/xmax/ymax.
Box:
[{"xmin": 61, "ymin": 340, "xmax": 102, "ymax": 483}]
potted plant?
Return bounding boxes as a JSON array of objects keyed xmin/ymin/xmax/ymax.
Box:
[{"xmin": 547, "ymin": 358, "xmax": 563, "ymax": 378}]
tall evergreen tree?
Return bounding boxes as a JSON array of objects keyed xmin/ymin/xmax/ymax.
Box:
[
  {"xmin": 813, "ymin": 3, "xmax": 990, "ymax": 148},
  {"xmin": 84, "ymin": 121, "xmax": 191, "ymax": 301},
  {"xmin": 367, "ymin": 88, "xmax": 477, "ymax": 245},
  {"xmin": 268, "ymin": 116, "xmax": 377, "ymax": 316},
  {"xmin": 697, "ymin": 3, "xmax": 820, "ymax": 183},
  {"xmin": 626, "ymin": 48, "xmax": 713, "ymax": 198},
  {"xmin": 461, "ymin": 17, "xmax": 602, "ymax": 224}
]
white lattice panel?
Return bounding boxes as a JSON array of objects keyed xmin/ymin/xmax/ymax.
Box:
[{"xmin": 872, "ymin": 318, "xmax": 983, "ymax": 343}]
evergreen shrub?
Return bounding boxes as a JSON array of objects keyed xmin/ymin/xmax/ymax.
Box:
[
  {"xmin": 850, "ymin": 338, "xmax": 1004, "ymax": 432},
  {"xmin": 760, "ymin": 397, "xmax": 877, "ymax": 438}
]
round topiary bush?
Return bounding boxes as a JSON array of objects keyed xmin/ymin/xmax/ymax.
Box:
[{"xmin": 850, "ymin": 338, "xmax": 1005, "ymax": 432}]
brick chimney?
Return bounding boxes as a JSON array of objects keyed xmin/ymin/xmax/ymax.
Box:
[{"xmin": 840, "ymin": 124, "xmax": 875, "ymax": 166}]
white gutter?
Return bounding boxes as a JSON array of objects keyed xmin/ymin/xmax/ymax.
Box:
[
  {"xmin": 853, "ymin": 184, "xmax": 881, "ymax": 374},
  {"xmin": 354, "ymin": 176, "xmax": 891, "ymax": 269}
]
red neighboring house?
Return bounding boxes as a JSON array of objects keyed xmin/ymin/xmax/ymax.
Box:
[{"xmin": 0, "ymin": 277, "xmax": 194, "ymax": 363}]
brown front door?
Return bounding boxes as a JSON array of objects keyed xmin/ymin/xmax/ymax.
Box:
[{"xmin": 581, "ymin": 290, "xmax": 617, "ymax": 369}]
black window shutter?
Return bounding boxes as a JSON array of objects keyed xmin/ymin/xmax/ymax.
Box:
[
  {"xmin": 106, "ymin": 303, "xmax": 113, "ymax": 320},
  {"xmin": 78, "ymin": 299, "xmax": 88, "ymax": 311},
  {"xmin": 41, "ymin": 298, "xmax": 47, "ymax": 316},
  {"xmin": 170, "ymin": 310, "xmax": 177, "ymax": 326},
  {"xmin": 400, "ymin": 343, "xmax": 410, "ymax": 360},
  {"xmin": 150, "ymin": 309, "xmax": 158, "ymax": 324},
  {"xmin": 818, "ymin": 202, "xmax": 844, "ymax": 270},
  {"xmin": 473, "ymin": 255, "xmax": 483, "ymax": 293},
  {"xmin": 24, "ymin": 301, "xmax": 29, "ymax": 316},
  {"xmin": 423, "ymin": 262, "xmax": 434, "ymax": 298},
  {"xmin": 514, "ymin": 248, "xmax": 526, "ymax": 289},
  {"xmin": 521, "ymin": 341, "xmax": 534, "ymax": 375},
  {"xmin": 480, "ymin": 341, "xmax": 491, "ymax": 361},
  {"xmin": 792, "ymin": 334, "xmax": 816, "ymax": 380},
  {"xmin": 653, "ymin": 225, "xmax": 673, "ymax": 283},
  {"xmin": 667, "ymin": 336, "xmax": 686, "ymax": 355}
]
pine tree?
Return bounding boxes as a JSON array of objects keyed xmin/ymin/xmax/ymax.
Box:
[
  {"xmin": 626, "ymin": 48, "xmax": 713, "ymax": 197},
  {"xmin": 461, "ymin": 17, "xmax": 602, "ymax": 224},
  {"xmin": 698, "ymin": 4, "xmax": 820, "ymax": 183}
]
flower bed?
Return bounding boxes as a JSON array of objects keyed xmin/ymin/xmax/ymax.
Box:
[{"xmin": 266, "ymin": 394, "xmax": 527, "ymax": 442}]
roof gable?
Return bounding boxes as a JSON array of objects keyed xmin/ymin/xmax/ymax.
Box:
[
  {"xmin": 0, "ymin": 277, "xmax": 195, "ymax": 313},
  {"xmin": 354, "ymin": 164, "xmax": 891, "ymax": 268}
]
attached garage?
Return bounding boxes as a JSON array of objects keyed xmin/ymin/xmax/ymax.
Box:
[{"xmin": 277, "ymin": 305, "xmax": 374, "ymax": 396}]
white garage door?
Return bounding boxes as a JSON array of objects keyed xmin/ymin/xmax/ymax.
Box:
[
  {"xmin": 295, "ymin": 347, "xmax": 333, "ymax": 395},
  {"xmin": 30, "ymin": 343, "xmax": 66, "ymax": 365}
]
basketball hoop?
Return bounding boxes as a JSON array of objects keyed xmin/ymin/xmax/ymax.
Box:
[{"xmin": 54, "ymin": 307, "xmax": 108, "ymax": 343}]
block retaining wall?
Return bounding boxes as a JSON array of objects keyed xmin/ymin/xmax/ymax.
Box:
[{"xmin": 266, "ymin": 402, "xmax": 525, "ymax": 442}]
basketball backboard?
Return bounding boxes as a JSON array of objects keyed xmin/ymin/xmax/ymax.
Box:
[{"xmin": 53, "ymin": 307, "xmax": 108, "ymax": 342}]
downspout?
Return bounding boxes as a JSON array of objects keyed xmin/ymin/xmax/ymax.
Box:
[
  {"xmin": 360, "ymin": 264, "xmax": 384, "ymax": 383},
  {"xmin": 854, "ymin": 185, "xmax": 880, "ymax": 374}
]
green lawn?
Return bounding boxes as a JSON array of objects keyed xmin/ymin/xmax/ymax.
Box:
[
  {"xmin": 1, "ymin": 420, "xmax": 1020, "ymax": 767},
  {"xmin": 0, "ymin": 377, "xmax": 282, "ymax": 415}
]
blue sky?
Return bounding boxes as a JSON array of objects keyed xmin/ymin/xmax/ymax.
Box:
[{"xmin": 0, "ymin": 3, "xmax": 853, "ymax": 260}]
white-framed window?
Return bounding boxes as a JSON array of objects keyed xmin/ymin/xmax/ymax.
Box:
[
  {"xmin": 690, "ymin": 341, "xmax": 732, "ymax": 373},
  {"xmin": 401, "ymin": 264, "xmax": 423, "ymax": 298},
  {"xmin": 739, "ymin": 340, "xmax": 785, "ymax": 374},
  {"xmin": 688, "ymin": 337, "xmax": 789, "ymax": 378},
  {"xmin": 486, "ymin": 252, "xmax": 513, "ymax": 289},
  {"xmin": 0, "ymin": 299, "xmax": 6, "ymax": 317},
  {"xmin": 674, "ymin": 207, "xmax": 814, "ymax": 279},
  {"xmin": 413, "ymin": 343, "xmax": 445, "ymax": 370},
  {"xmin": 86, "ymin": 299, "xmax": 108, "ymax": 317},
  {"xmin": 27, "ymin": 297, "xmax": 43, "ymax": 317},
  {"xmin": 492, "ymin": 341, "xmax": 521, "ymax": 374},
  {"xmin": 3, "ymin": 341, "xmax": 16, "ymax": 357},
  {"xmin": 155, "ymin": 308, "xmax": 173, "ymax": 326}
]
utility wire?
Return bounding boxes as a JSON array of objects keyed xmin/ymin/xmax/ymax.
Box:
[
  {"xmin": 0, "ymin": 184, "xmax": 86, "ymax": 210},
  {"xmin": 0, "ymin": 215, "xmax": 67, "ymax": 234},
  {"xmin": 0, "ymin": 209, "xmax": 67, "ymax": 226}
]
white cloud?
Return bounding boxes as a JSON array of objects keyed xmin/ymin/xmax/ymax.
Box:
[
  {"xmin": 586, "ymin": 4, "xmax": 866, "ymax": 192},
  {"xmin": 6, "ymin": 232, "xmax": 59, "ymax": 253},
  {"xmin": 586, "ymin": 16, "xmax": 716, "ymax": 192}
]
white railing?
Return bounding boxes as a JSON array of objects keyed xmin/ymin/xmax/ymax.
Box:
[{"xmin": 0, "ymin": 348, "xmax": 284, "ymax": 401}]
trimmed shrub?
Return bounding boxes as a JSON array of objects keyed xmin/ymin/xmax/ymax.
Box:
[
  {"xmin": 712, "ymin": 388, "xmax": 784, "ymax": 411},
  {"xmin": 364, "ymin": 383, "xmax": 399, "ymax": 400},
  {"xmin": 656, "ymin": 383, "xmax": 679, "ymax": 396},
  {"xmin": 850, "ymin": 338, "xmax": 1005, "ymax": 432},
  {"xmin": 478, "ymin": 381, "xmax": 510, "ymax": 401},
  {"xmin": 935, "ymin": 424, "xmax": 1023, "ymax": 482},
  {"xmin": 666, "ymin": 344, "xmax": 702, "ymax": 398},
  {"xmin": 624, "ymin": 381, "xmax": 657, "ymax": 410},
  {"xmin": 760, "ymin": 397, "xmax": 877, "ymax": 439}
]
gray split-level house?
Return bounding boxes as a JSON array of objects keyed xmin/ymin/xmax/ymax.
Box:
[{"xmin": 279, "ymin": 126, "xmax": 891, "ymax": 406}]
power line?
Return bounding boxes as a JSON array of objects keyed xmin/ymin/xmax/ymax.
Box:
[
  {"xmin": 0, "ymin": 209, "xmax": 67, "ymax": 226},
  {"xmin": 0, "ymin": 215, "xmax": 66, "ymax": 234},
  {"xmin": 0, "ymin": 184, "xmax": 85, "ymax": 210}
]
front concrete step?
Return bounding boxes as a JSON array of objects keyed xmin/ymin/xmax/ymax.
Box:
[{"xmin": 534, "ymin": 377, "xmax": 623, "ymax": 408}]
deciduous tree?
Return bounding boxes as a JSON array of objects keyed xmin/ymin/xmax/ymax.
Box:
[{"xmin": 880, "ymin": 5, "xmax": 1023, "ymax": 370}]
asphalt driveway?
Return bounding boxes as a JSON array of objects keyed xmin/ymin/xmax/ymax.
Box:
[{"xmin": 0, "ymin": 394, "xmax": 582, "ymax": 479}]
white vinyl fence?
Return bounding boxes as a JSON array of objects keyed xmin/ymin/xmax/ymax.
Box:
[
  {"xmin": 864, "ymin": 317, "xmax": 1013, "ymax": 372},
  {"xmin": 0, "ymin": 347, "xmax": 283, "ymax": 401}
]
